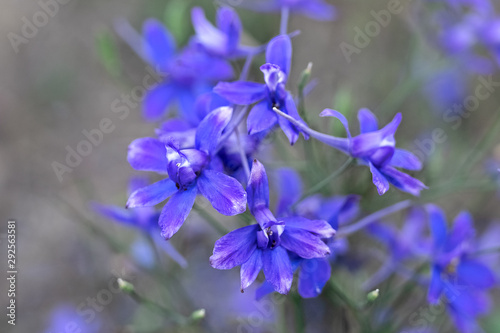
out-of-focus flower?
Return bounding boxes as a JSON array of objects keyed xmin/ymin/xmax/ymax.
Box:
[
  {"xmin": 241, "ymin": 0, "xmax": 336, "ymax": 21},
  {"xmin": 127, "ymin": 107, "xmax": 247, "ymax": 240},
  {"xmin": 214, "ymin": 35, "xmax": 309, "ymax": 145},
  {"xmin": 191, "ymin": 6, "xmax": 258, "ymax": 58},
  {"xmin": 426, "ymin": 204, "xmax": 497, "ymax": 333},
  {"xmin": 44, "ymin": 304, "xmax": 101, "ymax": 333},
  {"xmin": 210, "ymin": 160, "xmax": 335, "ymax": 294},
  {"xmin": 140, "ymin": 19, "xmax": 233, "ymax": 122}
]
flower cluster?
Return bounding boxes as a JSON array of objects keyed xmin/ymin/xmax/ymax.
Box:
[{"xmin": 88, "ymin": 3, "xmax": 499, "ymax": 333}]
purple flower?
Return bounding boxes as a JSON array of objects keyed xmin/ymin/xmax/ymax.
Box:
[
  {"xmin": 140, "ymin": 19, "xmax": 233, "ymax": 122},
  {"xmin": 191, "ymin": 6, "xmax": 257, "ymax": 58},
  {"xmin": 426, "ymin": 204, "xmax": 496, "ymax": 332},
  {"xmin": 127, "ymin": 107, "xmax": 247, "ymax": 239},
  {"xmin": 282, "ymin": 108, "xmax": 427, "ymax": 196},
  {"xmin": 241, "ymin": 0, "xmax": 336, "ymax": 21},
  {"xmin": 214, "ymin": 35, "xmax": 309, "ymax": 145},
  {"xmin": 210, "ymin": 160, "xmax": 335, "ymax": 294},
  {"xmin": 44, "ymin": 304, "xmax": 101, "ymax": 333}
]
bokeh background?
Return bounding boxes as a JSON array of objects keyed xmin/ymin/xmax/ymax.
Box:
[{"xmin": 1, "ymin": 0, "xmax": 499, "ymax": 332}]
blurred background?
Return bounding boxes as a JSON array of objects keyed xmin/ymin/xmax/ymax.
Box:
[{"xmin": 1, "ymin": 0, "xmax": 499, "ymax": 332}]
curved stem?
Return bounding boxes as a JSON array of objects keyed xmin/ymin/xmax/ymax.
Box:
[{"xmin": 280, "ymin": 7, "xmax": 290, "ymax": 35}]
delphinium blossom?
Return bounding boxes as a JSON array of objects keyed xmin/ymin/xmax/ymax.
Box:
[
  {"xmin": 240, "ymin": 0, "xmax": 337, "ymax": 21},
  {"xmin": 274, "ymin": 107, "xmax": 427, "ymax": 195},
  {"xmin": 44, "ymin": 304, "xmax": 101, "ymax": 333},
  {"xmin": 426, "ymin": 204, "xmax": 497, "ymax": 333},
  {"xmin": 92, "ymin": 177, "xmax": 187, "ymax": 267},
  {"xmin": 214, "ymin": 35, "xmax": 309, "ymax": 145},
  {"xmin": 126, "ymin": 107, "xmax": 247, "ymax": 239},
  {"xmin": 210, "ymin": 160, "xmax": 335, "ymax": 294}
]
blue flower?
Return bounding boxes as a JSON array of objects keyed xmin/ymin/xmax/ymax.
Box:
[
  {"xmin": 241, "ymin": 0, "xmax": 336, "ymax": 21},
  {"xmin": 190, "ymin": 6, "xmax": 257, "ymax": 58},
  {"xmin": 127, "ymin": 107, "xmax": 247, "ymax": 239},
  {"xmin": 280, "ymin": 108, "xmax": 427, "ymax": 195},
  {"xmin": 426, "ymin": 204, "xmax": 497, "ymax": 333},
  {"xmin": 44, "ymin": 304, "xmax": 101, "ymax": 333},
  {"xmin": 140, "ymin": 19, "xmax": 233, "ymax": 122},
  {"xmin": 210, "ymin": 160, "xmax": 335, "ymax": 294},
  {"xmin": 214, "ymin": 35, "xmax": 309, "ymax": 145}
]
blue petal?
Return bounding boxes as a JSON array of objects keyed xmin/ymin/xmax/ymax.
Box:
[
  {"xmin": 191, "ymin": 7, "xmax": 227, "ymax": 55},
  {"xmin": 298, "ymin": 258, "xmax": 331, "ymax": 298},
  {"xmin": 457, "ymin": 259, "xmax": 496, "ymax": 289},
  {"xmin": 282, "ymin": 93, "xmax": 309, "ymax": 143},
  {"xmin": 127, "ymin": 178, "xmax": 178, "ymax": 208},
  {"xmin": 275, "ymin": 168, "xmax": 303, "ymax": 216},
  {"xmin": 217, "ymin": 6, "xmax": 242, "ymax": 53},
  {"xmin": 247, "ymin": 159, "xmax": 270, "ymax": 214},
  {"xmin": 380, "ymin": 166, "xmax": 427, "ymax": 196},
  {"xmin": 350, "ymin": 113, "xmax": 401, "ymax": 157},
  {"xmin": 128, "ymin": 138, "xmax": 168, "ymax": 173},
  {"xmin": 281, "ymin": 216, "xmax": 335, "ymax": 239},
  {"xmin": 255, "ymin": 281, "xmax": 275, "ymax": 300},
  {"xmin": 142, "ymin": 83, "xmax": 175, "ymax": 121},
  {"xmin": 240, "ymin": 249, "xmax": 263, "ymax": 291},
  {"xmin": 426, "ymin": 204, "xmax": 448, "ymax": 251},
  {"xmin": 281, "ymin": 228, "xmax": 331, "ymax": 259},
  {"xmin": 195, "ymin": 106, "xmax": 233, "ymax": 154},
  {"xmin": 300, "ymin": 1, "xmax": 337, "ymax": 21},
  {"xmin": 197, "ymin": 170, "xmax": 247, "ymax": 216},
  {"xmin": 142, "ymin": 19, "xmax": 176, "ymax": 72},
  {"xmin": 445, "ymin": 211, "xmax": 475, "ymax": 253},
  {"xmin": 369, "ymin": 163, "xmax": 390, "ymax": 195},
  {"xmin": 210, "ymin": 224, "xmax": 259, "ymax": 269},
  {"xmin": 247, "ymin": 99, "xmax": 277, "ymax": 135},
  {"xmin": 214, "ymin": 81, "xmax": 267, "ymax": 105},
  {"xmin": 128, "ymin": 176, "xmax": 150, "ymax": 196},
  {"xmin": 158, "ymin": 185, "xmax": 198, "ymax": 239},
  {"xmin": 428, "ymin": 265, "xmax": 444, "ymax": 304},
  {"xmin": 266, "ymin": 35, "xmax": 292, "ymax": 76},
  {"xmin": 320, "ymin": 109, "xmax": 351, "ymax": 139},
  {"xmin": 91, "ymin": 202, "xmax": 134, "ymax": 224},
  {"xmin": 357, "ymin": 108, "xmax": 378, "ymax": 133},
  {"xmin": 262, "ymin": 246, "xmax": 293, "ymax": 294},
  {"xmin": 390, "ymin": 148, "xmax": 423, "ymax": 171}
]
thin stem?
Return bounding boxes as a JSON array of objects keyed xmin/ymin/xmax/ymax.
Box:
[
  {"xmin": 217, "ymin": 105, "xmax": 249, "ymax": 151},
  {"xmin": 240, "ymin": 54, "xmax": 254, "ymax": 81},
  {"xmin": 193, "ymin": 204, "xmax": 229, "ymax": 235},
  {"xmin": 338, "ymin": 200, "xmax": 413, "ymax": 237},
  {"xmin": 280, "ymin": 7, "xmax": 290, "ymax": 35}
]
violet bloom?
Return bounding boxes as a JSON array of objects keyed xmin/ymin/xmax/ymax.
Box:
[
  {"xmin": 44, "ymin": 304, "xmax": 100, "ymax": 333},
  {"xmin": 140, "ymin": 19, "xmax": 233, "ymax": 122},
  {"xmin": 241, "ymin": 0, "xmax": 336, "ymax": 21},
  {"xmin": 426, "ymin": 204, "xmax": 496, "ymax": 333},
  {"xmin": 91, "ymin": 177, "xmax": 187, "ymax": 267},
  {"xmin": 214, "ymin": 35, "xmax": 309, "ymax": 145},
  {"xmin": 127, "ymin": 107, "xmax": 247, "ymax": 240},
  {"xmin": 282, "ymin": 108, "xmax": 427, "ymax": 196},
  {"xmin": 210, "ymin": 160, "xmax": 335, "ymax": 294},
  {"xmin": 191, "ymin": 6, "xmax": 256, "ymax": 58}
]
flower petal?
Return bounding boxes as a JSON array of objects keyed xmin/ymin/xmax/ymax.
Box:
[
  {"xmin": 320, "ymin": 109, "xmax": 351, "ymax": 139},
  {"xmin": 281, "ymin": 216, "xmax": 335, "ymax": 239},
  {"xmin": 210, "ymin": 224, "xmax": 259, "ymax": 269},
  {"xmin": 127, "ymin": 178, "xmax": 178, "ymax": 208},
  {"xmin": 369, "ymin": 163, "xmax": 390, "ymax": 195},
  {"xmin": 357, "ymin": 108, "xmax": 378, "ymax": 133},
  {"xmin": 350, "ymin": 113, "xmax": 401, "ymax": 157},
  {"xmin": 217, "ymin": 6, "xmax": 242, "ymax": 53},
  {"xmin": 240, "ymin": 249, "xmax": 263, "ymax": 291},
  {"xmin": 191, "ymin": 7, "xmax": 227, "ymax": 55},
  {"xmin": 158, "ymin": 185, "xmax": 198, "ymax": 239},
  {"xmin": 195, "ymin": 106, "xmax": 233, "ymax": 154},
  {"xmin": 445, "ymin": 211, "xmax": 475, "ymax": 252},
  {"xmin": 390, "ymin": 148, "xmax": 423, "ymax": 171},
  {"xmin": 197, "ymin": 170, "xmax": 247, "ymax": 216},
  {"xmin": 266, "ymin": 35, "xmax": 292, "ymax": 76},
  {"xmin": 426, "ymin": 204, "xmax": 448, "ymax": 251},
  {"xmin": 213, "ymin": 81, "xmax": 267, "ymax": 105},
  {"xmin": 428, "ymin": 265, "xmax": 444, "ymax": 304},
  {"xmin": 298, "ymin": 258, "xmax": 331, "ymax": 298},
  {"xmin": 300, "ymin": 1, "xmax": 337, "ymax": 21},
  {"xmin": 142, "ymin": 83, "xmax": 176, "ymax": 121},
  {"xmin": 457, "ymin": 259, "xmax": 496, "ymax": 289},
  {"xmin": 275, "ymin": 168, "xmax": 303, "ymax": 216},
  {"xmin": 380, "ymin": 166, "xmax": 427, "ymax": 196},
  {"xmin": 128, "ymin": 138, "xmax": 168, "ymax": 173},
  {"xmin": 142, "ymin": 19, "xmax": 176, "ymax": 71},
  {"xmin": 91, "ymin": 202, "xmax": 134, "ymax": 224},
  {"xmin": 263, "ymin": 247, "xmax": 293, "ymax": 294},
  {"xmin": 281, "ymin": 228, "xmax": 331, "ymax": 259},
  {"xmin": 247, "ymin": 99, "xmax": 277, "ymax": 135}
]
